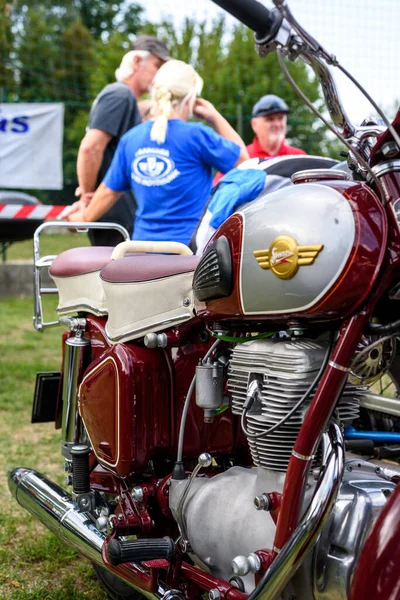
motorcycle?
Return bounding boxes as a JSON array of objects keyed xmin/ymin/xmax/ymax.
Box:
[{"xmin": 8, "ymin": 0, "xmax": 400, "ymax": 598}]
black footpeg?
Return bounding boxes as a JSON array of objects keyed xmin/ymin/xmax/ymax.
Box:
[{"xmin": 107, "ymin": 536, "xmax": 175, "ymax": 566}]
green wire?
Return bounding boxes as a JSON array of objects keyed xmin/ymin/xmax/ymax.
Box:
[{"xmin": 210, "ymin": 331, "xmax": 274, "ymax": 343}]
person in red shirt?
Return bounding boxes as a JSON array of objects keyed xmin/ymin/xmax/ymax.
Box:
[
  {"xmin": 214, "ymin": 94, "xmax": 306, "ymax": 184},
  {"xmin": 247, "ymin": 94, "xmax": 306, "ymax": 158}
]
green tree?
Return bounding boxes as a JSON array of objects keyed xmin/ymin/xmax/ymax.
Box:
[
  {"xmin": 61, "ymin": 20, "xmax": 96, "ymax": 182},
  {"xmin": 72, "ymin": 0, "xmax": 143, "ymax": 38},
  {"xmin": 0, "ymin": 1, "xmax": 15, "ymax": 100},
  {"xmin": 4, "ymin": 0, "xmax": 144, "ymax": 200},
  {"xmin": 16, "ymin": 8, "xmax": 61, "ymax": 102},
  {"xmin": 8, "ymin": 0, "xmax": 143, "ymax": 38},
  {"xmin": 140, "ymin": 18, "xmax": 340, "ymax": 157}
]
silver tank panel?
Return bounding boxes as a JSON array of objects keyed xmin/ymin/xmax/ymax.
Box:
[{"xmin": 238, "ymin": 183, "xmax": 355, "ymax": 315}]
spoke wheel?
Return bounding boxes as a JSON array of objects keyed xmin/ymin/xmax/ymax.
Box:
[
  {"xmin": 360, "ymin": 355, "xmax": 400, "ymax": 420},
  {"xmin": 370, "ymin": 368, "xmax": 400, "ymax": 397}
]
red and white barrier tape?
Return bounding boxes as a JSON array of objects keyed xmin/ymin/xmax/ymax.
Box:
[{"xmin": 0, "ymin": 204, "xmax": 67, "ymax": 219}]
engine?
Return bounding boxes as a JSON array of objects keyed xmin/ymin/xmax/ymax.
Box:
[
  {"xmin": 228, "ymin": 338, "xmax": 360, "ymax": 471},
  {"xmin": 169, "ymin": 337, "xmax": 395, "ymax": 597}
]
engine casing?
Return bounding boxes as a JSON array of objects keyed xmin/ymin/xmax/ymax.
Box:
[
  {"xmin": 194, "ymin": 179, "xmax": 386, "ymax": 322},
  {"xmin": 169, "ymin": 336, "xmax": 387, "ymax": 595},
  {"xmin": 169, "ymin": 460, "xmax": 396, "ymax": 597}
]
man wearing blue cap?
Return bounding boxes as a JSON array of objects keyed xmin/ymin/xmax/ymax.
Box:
[
  {"xmin": 213, "ymin": 94, "xmax": 306, "ymax": 185},
  {"xmin": 248, "ymin": 94, "xmax": 306, "ymax": 158}
]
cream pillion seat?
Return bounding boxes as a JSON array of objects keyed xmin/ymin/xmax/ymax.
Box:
[
  {"xmin": 49, "ymin": 241, "xmax": 199, "ymax": 341},
  {"xmin": 49, "ymin": 246, "xmax": 115, "ymax": 316}
]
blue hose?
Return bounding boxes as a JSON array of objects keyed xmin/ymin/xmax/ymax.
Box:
[{"xmin": 344, "ymin": 425, "xmax": 400, "ymax": 444}]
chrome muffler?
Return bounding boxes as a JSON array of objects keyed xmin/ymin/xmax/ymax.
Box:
[{"xmin": 8, "ymin": 467, "xmax": 159, "ymax": 600}]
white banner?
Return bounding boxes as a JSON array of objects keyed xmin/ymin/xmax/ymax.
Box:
[{"xmin": 0, "ymin": 103, "xmax": 64, "ymax": 190}]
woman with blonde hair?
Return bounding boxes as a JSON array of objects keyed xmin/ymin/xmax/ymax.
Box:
[{"xmin": 68, "ymin": 59, "xmax": 249, "ymax": 245}]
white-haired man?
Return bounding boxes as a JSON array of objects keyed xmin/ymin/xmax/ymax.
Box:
[{"xmin": 76, "ymin": 36, "xmax": 170, "ymax": 246}]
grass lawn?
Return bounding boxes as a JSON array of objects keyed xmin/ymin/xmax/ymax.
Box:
[
  {"xmin": 0, "ymin": 296, "xmax": 107, "ymax": 599},
  {"xmin": 5, "ymin": 232, "xmax": 90, "ymax": 262},
  {"xmin": 2, "ymin": 243, "xmax": 395, "ymax": 599}
]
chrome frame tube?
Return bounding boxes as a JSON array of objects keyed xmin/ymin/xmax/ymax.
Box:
[
  {"xmin": 33, "ymin": 221, "xmax": 129, "ymax": 331},
  {"xmin": 360, "ymin": 392, "xmax": 400, "ymax": 419},
  {"xmin": 249, "ymin": 422, "xmax": 344, "ymax": 600}
]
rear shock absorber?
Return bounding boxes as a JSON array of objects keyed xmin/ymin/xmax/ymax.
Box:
[{"xmin": 60, "ymin": 317, "xmax": 90, "ymax": 461}]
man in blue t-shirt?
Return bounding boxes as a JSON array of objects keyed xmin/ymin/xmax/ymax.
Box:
[{"xmin": 67, "ymin": 60, "xmax": 249, "ymax": 245}]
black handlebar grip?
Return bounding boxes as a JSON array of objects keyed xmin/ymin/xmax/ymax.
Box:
[
  {"xmin": 107, "ymin": 536, "xmax": 175, "ymax": 566},
  {"xmin": 210, "ymin": 0, "xmax": 281, "ymax": 40}
]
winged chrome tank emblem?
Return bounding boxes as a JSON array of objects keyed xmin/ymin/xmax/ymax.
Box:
[{"xmin": 253, "ymin": 235, "xmax": 324, "ymax": 280}]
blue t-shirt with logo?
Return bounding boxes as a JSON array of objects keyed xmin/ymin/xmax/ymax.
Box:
[{"xmin": 103, "ymin": 119, "xmax": 241, "ymax": 244}]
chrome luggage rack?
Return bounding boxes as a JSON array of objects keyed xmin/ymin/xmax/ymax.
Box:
[{"xmin": 33, "ymin": 221, "xmax": 129, "ymax": 331}]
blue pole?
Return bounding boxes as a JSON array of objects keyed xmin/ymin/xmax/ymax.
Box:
[{"xmin": 344, "ymin": 426, "xmax": 400, "ymax": 444}]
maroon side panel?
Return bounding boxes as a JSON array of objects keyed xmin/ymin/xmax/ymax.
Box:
[
  {"xmin": 79, "ymin": 349, "xmax": 123, "ymax": 469},
  {"xmin": 79, "ymin": 341, "xmax": 170, "ymax": 477},
  {"xmin": 81, "ymin": 317, "xmax": 237, "ymax": 475},
  {"xmin": 80, "ymin": 318, "xmax": 171, "ymax": 476},
  {"xmin": 350, "ymin": 483, "xmax": 400, "ymax": 600}
]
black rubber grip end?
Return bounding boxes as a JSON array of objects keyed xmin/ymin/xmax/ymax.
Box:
[{"xmin": 107, "ymin": 537, "xmax": 175, "ymax": 566}]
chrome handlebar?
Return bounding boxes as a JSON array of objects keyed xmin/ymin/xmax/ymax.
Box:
[
  {"xmin": 255, "ymin": 0, "xmax": 356, "ymax": 141},
  {"xmin": 298, "ymin": 50, "xmax": 355, "ymax": 140}
]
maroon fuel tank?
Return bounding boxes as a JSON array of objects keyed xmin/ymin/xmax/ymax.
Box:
[{"xmin": 194, "ymin": 178, "xmax": 387, "ymax": 323}]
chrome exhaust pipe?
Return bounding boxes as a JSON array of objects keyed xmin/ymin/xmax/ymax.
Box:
[
  {"xmin": 249, "ymin": 422, "xmax": 344, "ymax": 600},
  {"xmin": 8, "ymin": 467, "xmax": 160, "ymax": 600},
  {"xmin": 9, "ymin": 422, "xmax": 344, "ymax": 600}
]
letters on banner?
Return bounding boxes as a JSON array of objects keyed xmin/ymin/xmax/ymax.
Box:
[{"xmin": 0, "ymin": 103, "xmax": 64, "ymax": 190}]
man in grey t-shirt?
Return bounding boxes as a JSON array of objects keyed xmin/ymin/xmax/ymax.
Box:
[{"xmin": 75, "ymin": 36, "xmax": 170, "ymax": 246}]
